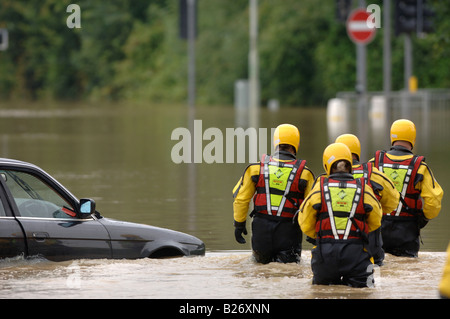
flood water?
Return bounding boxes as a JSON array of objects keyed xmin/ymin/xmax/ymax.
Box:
[
  {"xmin": 0, "ymin": 251, "xmax": 446, "ymax": 300},
  {"xmin": 0, "ymin": 101, "xmax": 448, "ymax": 299}
]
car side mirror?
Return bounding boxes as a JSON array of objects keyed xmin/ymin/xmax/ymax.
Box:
[{"xmin": 79, "ymin": 198, "xmax": 96, "ymax": 218}]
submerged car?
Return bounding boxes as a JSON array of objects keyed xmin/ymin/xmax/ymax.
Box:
[{"xmin": 0, "ymin": 158, "xmax": 205, "ymax": 261}]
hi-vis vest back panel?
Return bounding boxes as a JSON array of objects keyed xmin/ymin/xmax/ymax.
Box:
[
  {"xmin": 352, "ymin": 162, "xmax": 380, "ymax": 201},
  {"xmin": 374, "ymin": 150, "xmax": 424, "ymax": 217},
  {"xmin": 254, "ymin": 154, "xmax": 307, "ymax": 218},
  {"xmin": 317, "ymin": 177, "xmax": 368, "ymax": 241}
]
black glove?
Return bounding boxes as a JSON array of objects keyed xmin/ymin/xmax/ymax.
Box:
[{"xmin": 234, "ymin": 220, "xmax": 247, "ymax": 244}]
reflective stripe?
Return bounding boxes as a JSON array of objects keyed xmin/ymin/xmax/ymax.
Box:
[
  {"xmin": 395, "ymin": 166, "xmax": 413, "ymax": 216},
  {"xmin": 323, "ymin": 184, "xmax": 339, "ymax": 239},
  {"xmin": 262, "ymin": 155, "xmax": 272, "ymax": 215},
  {"xmin": 377, "ymin": 151, "xmax": 384, "ymax": 172},
  {"xmin": 381, "ymin": 163, "xmax": 410, "ymax": 170},
  {"xmin": 344, "ymin": 181, "xmax": 362, "ymax": 239},
  {"xmin": 268, "ymin": 161, "xmax": 294, "ymax": 168},
  {"xmin": 327, "ymin": 182, "xmax": 358, "ymax": 189}
]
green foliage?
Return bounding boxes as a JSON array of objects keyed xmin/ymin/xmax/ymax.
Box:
[{"xmin": 0, "ymin": 0, "xmax": 449, "ymax": 105}]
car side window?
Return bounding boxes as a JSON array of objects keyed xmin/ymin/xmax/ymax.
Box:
[
  {"xmin": 0, "ymin": 198, "xmax": 5, "ymax": 216},
  {"xmin": 0, "ymin": 170, "xmax": 77, "ymax": 219}
]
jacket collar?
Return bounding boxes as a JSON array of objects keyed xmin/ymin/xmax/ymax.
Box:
[
  {"xmin": 389, "ymin": 145, "xmax": 414, "ymax": 156},
  {"xmin": 328, "ymin": 172, "xmax": 354, "ymax": 180},
  {"xmin": 272, "ymin": 150, "xmax": 297, "ymax": 161}
]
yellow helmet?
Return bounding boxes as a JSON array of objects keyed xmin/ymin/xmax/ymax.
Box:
[
  {"xmin": 273, "ymin": 124, "xmax": 300, "ymax": 152},
  {"xmin": 390, "ymin": 119, "xmax": 416, "ymax": 148},
  {"xmin": 335, "ymin": 134, "xmax": 361, "ymax": 160},
  {"xmin": 322, "ymin": 143, "xmax": 352, "ymax": 176}
]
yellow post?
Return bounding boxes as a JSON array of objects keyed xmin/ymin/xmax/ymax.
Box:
[{"xmin": 409, "ymin": 76, "xmax": 418, "ymax": 93}]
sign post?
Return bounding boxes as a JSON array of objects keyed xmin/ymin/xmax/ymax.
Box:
[
  {"xmin": 0, "ymin": 29, "xmax": 8, "ymax": 51},
  {"xmin": 347, "ymin": 8, "xmax": 376, "ymax": 96},
  {"xmin": 346, "ymin": 5, "xmax": 376, "ymax": 160},
  {"xmin": 249, "ymin": 0, "xmax": 259, "ymax": 129}
]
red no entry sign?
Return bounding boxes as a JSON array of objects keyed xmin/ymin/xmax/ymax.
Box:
[{"xmin": 346, "ymin": 9, "xmax": 376, "ymax": 45}]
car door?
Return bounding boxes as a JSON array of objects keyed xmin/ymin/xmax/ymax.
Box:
[
  {"xmin": 0, "ymin": 167, "xmax": 112, "ymax": 261},
  {"xmin": 0, "ymin": 174, "xmax": 27, "ymax": 258}
]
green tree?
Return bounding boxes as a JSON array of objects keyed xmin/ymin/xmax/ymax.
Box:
[{"xmin": 0, "ymin": 0, "xmax": 449, "ymax": 105}]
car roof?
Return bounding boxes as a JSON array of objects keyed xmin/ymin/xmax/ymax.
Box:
[{"xmin": 0, "ymin": 157, "xmax": 37, "ymax": 168}]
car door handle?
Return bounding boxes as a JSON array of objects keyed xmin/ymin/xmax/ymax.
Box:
[{"xmin": 32, "ymin": 232, "xmax": 49, "ymax": 241}]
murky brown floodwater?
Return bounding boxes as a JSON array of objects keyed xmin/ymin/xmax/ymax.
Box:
[
  {"xmin": 0, "ymin": 101, "xmax": 448, "ymax": 299},
  {"xmin": 0, "ymin": 251, "xmax": 446, "ymax": 299}
]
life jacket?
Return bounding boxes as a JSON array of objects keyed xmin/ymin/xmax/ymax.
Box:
[
  {"xmin": 253, "ymin": 154, "xmax": 307, "ymax": 218},
  {"xmin": 374, "ymin": 150, "xmax": 424, "ymax": 217},
  {"xmin": 352, "ymin": 162, "xmax": 381, "ymax": 201},
  {"xmin": 352, "ymin": 162, "xmax": 373, "ymax": 181},
  {"xmin": 316, "ymin": 176, "xmax": 368, "ymax": 241}
]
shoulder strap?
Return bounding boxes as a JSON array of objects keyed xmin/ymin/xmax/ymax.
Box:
[
  {"xmin": 343, "ymin": 178, "xmax": 363, "ymax": 240},
  {"xmin": 322, "ymin": 177, "xmax": 340, "ymax": 239},
  {"xmin": 375, "ymin": 150, "xmax": 386, "ymax": 171},
  {"xmin": 262, "ymin": 154, "xmax": 272, "ymax": 214},
  {"xmin": 394, "ymin": 155, "xmax": 421, "ymax": 215}
]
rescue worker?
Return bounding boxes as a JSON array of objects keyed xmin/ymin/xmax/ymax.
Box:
[
  {"xmin": 299, "ymin": 143, "xmax": 382, "ymax": 287},
  {"xmin": 371, "ymin": 119, "xmax": 443, "ymax": 257},
  {"xmin": 335, "ymin": 133, "xmax": 400, "ymax": 265},
  {"xmin": 232, "ymin": 124, "xmax": 315, "ymax": 264}
]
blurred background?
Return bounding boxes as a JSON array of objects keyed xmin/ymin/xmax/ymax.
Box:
[{"xmin": 0, "ymin": 0, "xmax": 448, "ymax": 252}]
